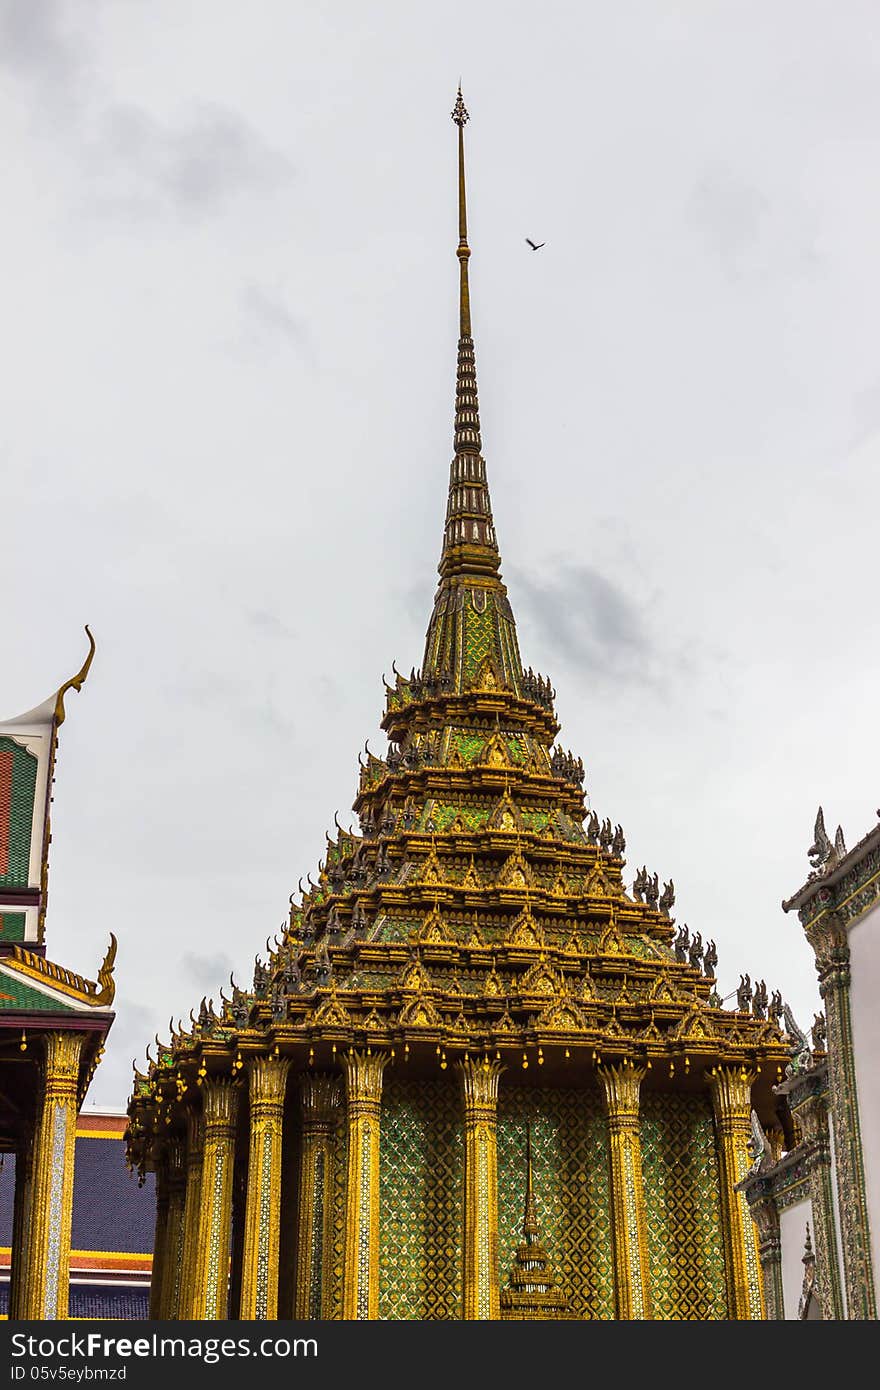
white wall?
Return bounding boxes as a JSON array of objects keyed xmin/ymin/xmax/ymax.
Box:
[
  {"xmin": 780, "ymin": 1198, "xmax": 812, "ymax": 1319},
  {"xmin": 848, "ymin": 896, "xmax": 880, "ymax": 1286}
]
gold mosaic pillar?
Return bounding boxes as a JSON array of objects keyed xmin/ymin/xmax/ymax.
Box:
[
  {"xmin": 239, "ymin": 1055, "xmax": 291, "ymax": 1320},
  {"xmin": 21, "ymin": 1031, "xmax": 84, "ymax": 1319},
  {"xmin": 178, "ymin": 1107, "xmax": 204, "ymax": 1318},
  {"xmin": 8, "ymin": 1124, "xmax": 34, "ymax": 1320},
  {"xmin": 192, "ymin": 1077, "xmax": 241, "ymax": 1319},
  {"xmin": 159, "ymin": 1135, "xmax": 187, "ymax": 1319},
  {"xmin": 709, "ymin": 1067, "xmax": 765, "ymax": 1319},
  {"xmin": 749, "ymin": 1196, "xmax": 783, "ymax": 1320},
  {"xmin": 341, "ymin": 1050, "xmax": 388, "ymax": 1320},
  {"xmin": 599, "ymin": 1060, "xmax": 652, "ymax": 1320},
  {"xmin": 796, "ymin": 1088, "xmax": 845, "ymax": 1320},
  {"xmin": 295, "ymin": 1073, "xmax": 342, "ymax": 1319},
  {"xmin": 458, "ymin": 1057, "xmax": 503, "ymax": 1321}
]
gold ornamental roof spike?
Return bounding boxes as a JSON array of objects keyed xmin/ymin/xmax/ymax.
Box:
[{"xmin": 451, "ymin": 86, "xmax": 471, "ymax": 337}]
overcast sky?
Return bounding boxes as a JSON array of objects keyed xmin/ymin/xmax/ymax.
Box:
[{"xmin": 2, "ymin": 1, "xmax": 878, "ymax": 1109}]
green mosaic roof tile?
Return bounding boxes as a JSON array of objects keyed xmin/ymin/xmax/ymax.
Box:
[
  {"xmin": 0, "ymin": 970, "xmax": 78, "ymax": 1014},
  {"xmin": 0, "ymin": 737, "xmax": 38, "ymax": 888},
  {"xmin": 0, "ymin": 912, "xmax": 27, "ymax": 942}
]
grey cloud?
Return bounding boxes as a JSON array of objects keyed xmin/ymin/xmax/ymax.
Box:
[
  {"xmin": 1, "ymin": 0, "xmax": 80, "ymax": 80},
  {"xmin": 92, "ymin": 103, "xmax": 291, "ymax": 218},
  {"xmin": 688, "ymin": 163, "xmax": 822, "ymax": 282},
  {"xmin": 510, "ymin": 562, "xmax": 657, "ymax": 687},
  {"xmin": 248, "ymin": 608, "xmax": 295, "ymax": 638},
  {"xmin": 241, "ymin": 285, "xmax": 309, "ymax": 353},
  {"xmin": 181, "ymin": 951, "xmax": 235, "ymax": 994},
  {"xmin": 0, "ymin": 0, "xmax": 85, "ymax": 119},
  {"xmin": 689, "ymin": 165, "xmax": 769, "ymax": 273},
  {"xmin": 105, "ymin": 998, "xmax": 155, "ymax": 1072}
]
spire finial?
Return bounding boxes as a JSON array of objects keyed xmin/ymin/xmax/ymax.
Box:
[
  {"xmin": 451, "ymin": 87, "xmax": 471, "ymax": 337},
  {"xmin": 523, "ymin": 1121, "xmax": 539, "ymax": 1243}
]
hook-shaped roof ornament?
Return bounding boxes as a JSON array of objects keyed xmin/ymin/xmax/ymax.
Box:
[{"xmin": 55, "ymin": 625, "xmax": 97, "ymax": 727}]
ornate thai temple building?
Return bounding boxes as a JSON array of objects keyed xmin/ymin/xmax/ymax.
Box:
[
  {"xmin": 0, "ymin": 631, "xmax": 117, "ymax": 1318},
  {"xmin": 125, "ymin": 94, "xmax": 799, "ymax": 1321},
  {"xmin": 740, "ymin": 808, "xmax": 879, "ymax": 1319}
]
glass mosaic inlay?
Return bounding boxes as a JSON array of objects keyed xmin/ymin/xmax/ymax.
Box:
[
  {"xmin": 378, "ymin": 1078, "xmax": 462, "ymax": 1320},
  {"xmin": 255, "ymin": 1129, "xmax": 273, "ymax": 1318},
  {"xmin": 43, "ymin": 1103, "xmax": 68, "ymax": 1317},
  {"xmin": 497, "ymin": 1083, "xmax": 614, "ymax": 1320},
  {"xmin": 640, "ymin": 1092, "xmax": 729, "ymax": 1319}
]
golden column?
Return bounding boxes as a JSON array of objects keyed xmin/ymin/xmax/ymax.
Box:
[
  {"xmin": 598, "ymin": 1059, "xmax": 652, "ymax": 1320},
  {"xmin": 21, "ymin": 1030, "xmax": 84, "ymax": 1319},
  {"xmin": 341, "ymin": 1050, "xmax": 388, "ymax": 1320},
  {"xmin": 295, "ymin": 1074, "xmax": 342, "ymax": 1319},
  {"xmin": 192, "ymin": 1076, "xmax": 241, "ymax": 1319},
  {"xmin": 708, "ymin": 1066, "xmax": 765, "ymax": 1319},
  {"xmin": 458, "ymin": 1056, "xmax": 503, "ymax": 1321},
  {"xmin": 177, "ymin": 1106, "xmax": 204, "ymax": 1318},
  {"xmin": 158, "ymin": 1135, "xmax": 187, "ymax": 1319},
  {"xmin": 239, "ymin": 1055, "xmax": 291, "ymax": 1320}
]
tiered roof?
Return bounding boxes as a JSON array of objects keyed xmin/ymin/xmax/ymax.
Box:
[{"xmin": 128, "ymin": 94, "xmax": 789, "ymax": 1140}]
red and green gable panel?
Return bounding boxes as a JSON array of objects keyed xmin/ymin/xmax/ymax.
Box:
[{"xmin": 0, "ymin": 737, "xmax": 37, "ymax": 888}]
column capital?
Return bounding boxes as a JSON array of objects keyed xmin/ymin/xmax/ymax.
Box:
[
  {"xmin": 457, "ymin": 1056, "xmax": 504, "ymax": 1117},
  {"xmin": 707, "ymin": 1065, "xmax": 756, "ymax": 1120},
  {"xmin": 300, "ymin": 1072, "xmax": 343, "ymax": 1129},
  {"xmin": 342, "ymin": 1050, "xmax": 388, "ymax": 1109},
  {"xmin": 248, "ymin": 1054, "xmax": 291, "ymax": 1116},
  {"xmin": 184, "ymin": 1105, "xmax": 204, "ymax": 1156},
  {"xmin": 201, "ymin": 1074, "xmax": 241, "ymax": 1130},
  {"xmin": 43, "ymin": 1030, "xmax": 84, "ymax": 1102},
  {"xmin": 164, "ymin": 1133, "xmax": 186, "ymax": 1182},
  {"xmin": 598, "ymin": 1059, "xmax": 646, "ymax": 1122}
]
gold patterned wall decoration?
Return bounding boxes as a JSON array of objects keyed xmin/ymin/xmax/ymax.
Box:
[
  {"xmin": 497, "ymin": 1083, "xmax": 614, "ymax": 1320},
  {"xmin": 378, "ymin": 1077, "xmax": 463, "ymax": 1320},
  {"xmin": 640, "ymin": 1092, "xmax": 729, "ymax": 1320}
]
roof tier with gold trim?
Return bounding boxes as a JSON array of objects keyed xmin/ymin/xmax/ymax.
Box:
[{"xmin": 126, "ymin": 95, "xmax": 791, "ymax": 1166}]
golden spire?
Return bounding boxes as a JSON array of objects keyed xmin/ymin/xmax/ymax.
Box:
[
  {"xmin": 452, "ymin": 87, "xmax": 471, "ymax": 337},
  {"xmin": 438, "ymin": 88, "xmax": 501, "ymax": 581}
]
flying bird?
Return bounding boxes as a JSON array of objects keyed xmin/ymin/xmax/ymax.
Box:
[{"xmin": 525, "ymin": 238, "xmax": 545, "ymax": 250}]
